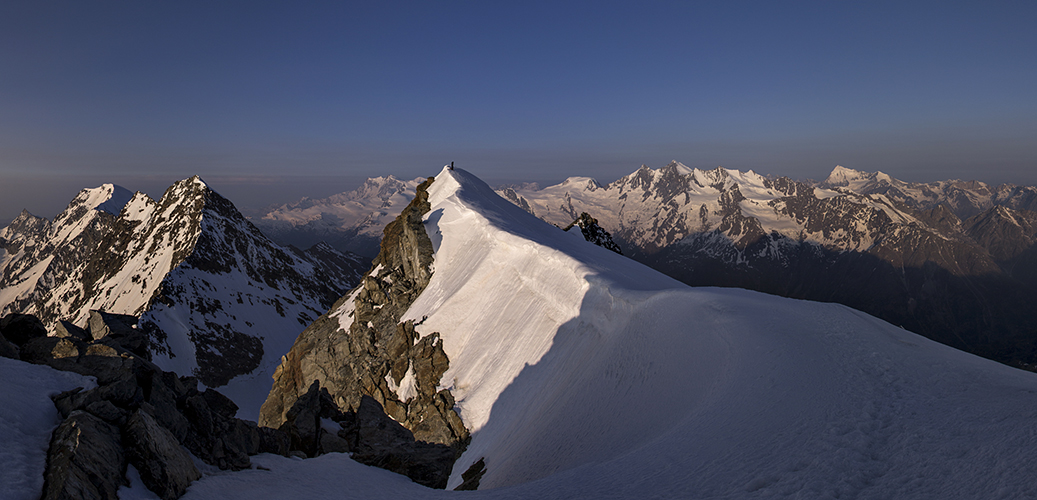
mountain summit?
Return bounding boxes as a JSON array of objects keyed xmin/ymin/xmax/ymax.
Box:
[{"xmin": 0, "ymin": 176, "xmax": 366, "ymax": 417}]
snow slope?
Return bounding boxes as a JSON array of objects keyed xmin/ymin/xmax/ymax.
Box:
[
  {"xmin": 0, "ymin": 357, "xmax": 94, "ymax": 500},
  {"xmin": 188, "ymin": 166, "xmax": 1037, "ymax": 498}
]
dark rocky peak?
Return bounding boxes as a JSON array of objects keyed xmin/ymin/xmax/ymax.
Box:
[
  {"xmin": 0, "ymin": 209, "xmax": 51, "ymax": 257},
  {"xmin": 964, "ymin": 205, "xmax": 1037, "ymax": 263},
  {"xmin": 611, "ymin": 164, "xmax": 656, "ymax": 192},
  {"xmin": 914, "ymin": 203, "xmax": 964, "ymax": 235},
  {"xmin": 764, "ymin": 176, "xmax": 814, "ymax": 198},
  {"xmin": 262, "ymin": 175, "xmax": 470, "ymax": 485},
  {"xmin": 2, "ymin": 209, "xmax": 51, "ymax": 239},
  {"xmin": 695, "ymin": 166, "xmax": 732, "ymax": 190},
  {"xmin": 564, "ymin": 213, "xmax": 623, "ymax": 255},
  {"xmin": 652, "ymin": 162, "xmax": 694, "ymax": 201}
]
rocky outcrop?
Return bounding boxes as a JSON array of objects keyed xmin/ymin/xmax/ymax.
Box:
[
  {"xmin": 41, "ymin": 411, "xmax": 126, "ymax": 500},
  {"xmin": 124, "ymin": 410, "xmax": 200, "ymax": 500},
  {"xmin": 564, "ymin": 212, "xmax": 623, "ymax": 254},
  {"xmin": 261, "ymin": 176, "xmax": 470, "ymax": 487},
  {"xmin": 273, "ymin": 380, "xmax": 455, "ymax": 488},
  {"xmin": 14, "ymin": 311, "xmax": 290, "ymax": 500}
]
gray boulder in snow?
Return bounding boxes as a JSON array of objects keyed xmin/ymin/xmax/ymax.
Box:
[{"xmin": 40, "ymin": 410, "xmax": 126, "ymax": 500}]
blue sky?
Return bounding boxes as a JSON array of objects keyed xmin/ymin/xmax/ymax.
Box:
[{"xmin": 1, "ymin": 1, "xmax": 1035, "ymax": 221}]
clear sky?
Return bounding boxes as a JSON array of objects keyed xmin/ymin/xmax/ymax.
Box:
[{"xmin": 2, "ymin": 1, "xmax": 1036, "ymax": 222}]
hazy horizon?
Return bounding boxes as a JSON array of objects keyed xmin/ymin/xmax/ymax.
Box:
[{"xmin": 2, "ymin": 2, "xmax": 1035, "ymax": 223}]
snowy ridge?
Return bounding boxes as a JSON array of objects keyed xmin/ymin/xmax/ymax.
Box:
[
  {"xmin": 397, "ymin": 167, "xmax": 1037, "ymax": 493},
  {"xmin": 192, "ymin": 166, "xmax": 1037, "ymax": 498}
]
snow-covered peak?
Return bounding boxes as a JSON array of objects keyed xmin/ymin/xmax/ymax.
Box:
[
  {"xmin": 823, "ymin": 165, "xmax": 870, "ymax": 186},
  {"xmin": 662, "ymin": 160, "xmax": 694, "ymax": 176},
  {"xmin": 558, "ymin": 176, "xmax": 601, "ymax": 191},
  {"xmin": 93, "ymin": 184, "xmax": 134, "ymax": 215}
]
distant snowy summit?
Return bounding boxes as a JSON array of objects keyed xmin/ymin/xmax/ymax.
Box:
[
  {"xmin": 253, "ymin": 175, "xmax": 426, "ymax": 258},
  {"xmin": 818, "ymin": 164, "xmax": 1037, "ymax": 218},
  {"xmin": 0, "ymin": 176, "xmax": 367, "ymax": 418}
]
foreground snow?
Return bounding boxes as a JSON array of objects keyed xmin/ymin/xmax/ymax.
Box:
[{"xmin": 0, "ymin": 357, "xmax": 94, "ymax": 500}]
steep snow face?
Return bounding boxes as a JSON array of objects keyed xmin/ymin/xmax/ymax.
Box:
[
  {"xmin": 388, "ymin": 166, "xmax": 1037, "ymax": 494},
  {"xmin": 255, "ymin": 175, "xmax": 425, "ymax": 256}
]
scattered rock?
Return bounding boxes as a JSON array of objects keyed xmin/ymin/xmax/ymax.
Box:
[
  {"xmin": 88, "ymin": 310, "xmax": 148, "ymax": 358},
  {"xmin": 41, "ymin": 411, "xmax": 126, "ymax": 500},
  {"xmin": 54, "ymin": 320, "xmax": 90, "ymax": 341},
  {"xmin": 454, "ymin": 457, "xmax": 487, "ymax": 491}
]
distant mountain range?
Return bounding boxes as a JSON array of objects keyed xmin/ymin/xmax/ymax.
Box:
[
  {"xmin": 0, "ymin": 177, "xmax": 367, "ymax": 416},
  {"xmin": 500, "ymin": 162, "xmax": 1037, "ymax": 370},
  {"xmin": 251, "ymin": 163, "xmax": 1037, "ymax": 371}
]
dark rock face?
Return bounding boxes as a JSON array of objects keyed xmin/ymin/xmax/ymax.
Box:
[
  {"xmin": 0, "ymin": 313, "xmax": 48, "ymax": 346},
  {"xmin": 564, "ymin": 212, "xmax": 623, "ymax": 254},
  {"xmin": 124, "ymin": 410, "xmax": 201, "ymax": 500},
  {"xmin": 41, "ymin": 411, "xmax": 126, "ymax": 500},
  {"xmin": 454, "ymin": 458, "xmax": 487, "ymax": 491},
  {"xmin": 261, "ymin": 177, "xmax": 470, "ymax": 487},
  {"xmin": 351, "ymin": 396, "xmax": 456, "ymax": 489},
  {"xmin": 274, "ymin": 380, "xmax": 456, "ymax": 489},
  {"xmin": 0, "ymin": 330, "xmax": 18, "ymax": 359}
]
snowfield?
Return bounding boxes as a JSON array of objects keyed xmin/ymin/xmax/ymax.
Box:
[
  {"xmin": 8, "ymin": 166, "xmax": 1037, "ymax": 499},
  {"xmin": 0, "ymin": 357, "xmax": 95, "ymax": 500}
]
